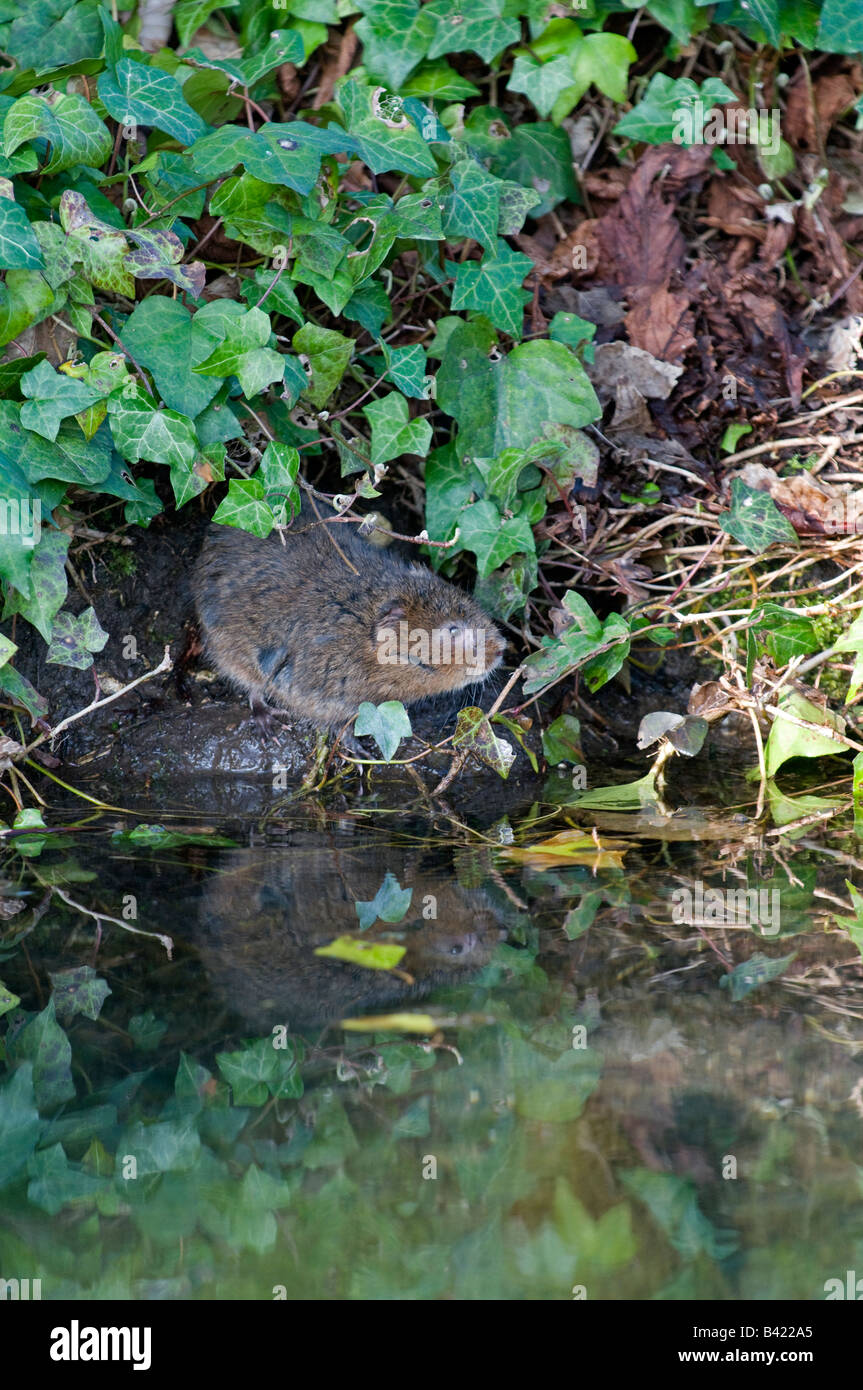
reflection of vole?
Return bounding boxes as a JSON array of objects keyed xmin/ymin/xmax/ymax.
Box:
[
  {"xmin": 196, "ymin": 846, "xmax": 506, "ymax": 1030},
  {"xmin": 192, "ymin": 497, "xmax": 505, "ymax": 731}
]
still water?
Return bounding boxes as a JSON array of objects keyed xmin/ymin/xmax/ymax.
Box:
[{"xmin": 1, "ymin": 767, "xmax": 862, "ymax": 1301}]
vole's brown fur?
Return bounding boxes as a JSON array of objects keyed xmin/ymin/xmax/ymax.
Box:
[{"xmin": 192, "ymin": 497, "xmax": 505, "ymax": 731}]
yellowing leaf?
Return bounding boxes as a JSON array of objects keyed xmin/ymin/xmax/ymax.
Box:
[
  {"xmin": 315, "ymin": 935, "xmax": 407, "ymax": 970},
  {"xmin": 340, "ymin": 1012, "xmax": 438, "ymax": 1033}
]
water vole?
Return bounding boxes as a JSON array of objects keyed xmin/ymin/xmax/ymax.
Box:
[{"xmin": 192, "ymin": 497, "xmax": 505, "ymax": 732}]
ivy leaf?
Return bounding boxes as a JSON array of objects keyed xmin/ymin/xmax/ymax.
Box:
[
  {"xmin": 6, "ymin": 0, "xmax": 103, "ymax": 71},
  {"xmin": 614, "ymin": 74, "xmax": 736, "ymax": 146},
  {"xmin": 507, "ymin": 54, "xmax": 576, "ymax": 119},
  {"xmin": 379, "ymin": 341, "xmax": 432, "ymax": 399},
  {"xmin": 99, "ymin": 58, "xmax": 207, "ymax": 145},
  {"xmin": 490, "ymin": 122, "xmax": 578, "ymax": 217},
  {"xmin": 450, "ymin": 243, "xmax": 533, "ymax": 337},
  {"xmin": 457, "ymin": 500, "xmax": 535, "ymax": 577},
  {"xmin": 442, "ymin": 156, "xmax": 502, "ymax": 251},
  {"xmin": 355, "ymin": 0, "xmax": 434, "ymax": 89},
  {"xmin": 0, "ymin": 184, "xmax": 42, "ymax": 269},
  {"xmin": 497, "ymin": 180, "xmax": 542, "ymax": 235},
  {"xmin": 523, "ymin": 592, "xmax": 631, "ymax": 696},
  {"xmin": 425, "ymin": 0, "xmax": 520, "ymax": 62},
  {"xmin": 818, "ymin": 0, "xmax": 863, "ymax": 52},
  {"xmin": 123, "ymin": 297, "xmax": 221, "ymax": 418},
  {"xmin": 719, "ymin": 479, "xmax": 799, "ymax": 554},
  {"xmin": 363, "ymin": 392, "xmax": 432, "ymax": 465},
  {"xmin": 401, "ymin": 61, "xmax": 480, "ymax": 101},
  {"xmin": 258, "ymin": 441, "xmax": 300, "ymax": 521},
  {"xmin": 339, "ymin": 81, "xmax": 437, "ymax": 178},
  {"xmin": 437, "ymin": 321, "xmax": 600, "ymax": 457},
  {"xmin": 453, "ymin": 706, "xmax": 515, "ymax": 778},
  {"xmin": 293, "ymin": 323, "xmax": 353, "ymax": 408},
  {"xmin": 46, "ymin": 606, "xmax": 108, "ymax": 670},
  {"xmin": 192, "ymin": 305, "xmax": 284, "ymax": 398},
  {"xmin": 212, "ymin": 478, "xmax": 275, "ymax": 538},
  {"xmin": 19, "ymin": 360, "xmax": 102, "ymax": 441},
  {"xmin": 3, "ymin": 92, "xmax": 111, "ymax": 175},
  {"xmin": 355, "ymin": 871, "xmax": 413, "ymax": 929},
  {"xmin": 175, "ymin": 0, "xmax": 240, "ymax": 48},
  {"xmin": 354, "ymin": 700, "xmax": 412, "ymax": 760},
  {"xmin": 108, "ymin": 386, "xmax": 198, "ymax": 468},
  {"xmin": 190, "ymin": 121, "xmax": 339, "ymax": 193},
  {"xmin": 50, "ymin": 965, "xmax": 111, "ymax": 1022},
  {"xmin": 2, "ymin": 528, "xmax": 69, "ymax": 642}
]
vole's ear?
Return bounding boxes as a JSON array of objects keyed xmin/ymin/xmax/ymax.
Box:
[{"xmin": 376, "ymin": 600, "xmax": 406, "ymax": 629}]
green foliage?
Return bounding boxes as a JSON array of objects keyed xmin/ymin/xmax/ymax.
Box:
[{"xmin": 0, "ymin": 0, "xmax": 853, "ymax": 755}]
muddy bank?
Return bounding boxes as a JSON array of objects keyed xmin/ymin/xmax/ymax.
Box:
[{"xmin": 4, "ymin": 500, "xmax": 728, "ymax": 810}]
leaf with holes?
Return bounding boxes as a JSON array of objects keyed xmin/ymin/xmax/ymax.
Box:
[{"xmin": 453, "ymin": 706, "xmax": 515, "ymax": 778}]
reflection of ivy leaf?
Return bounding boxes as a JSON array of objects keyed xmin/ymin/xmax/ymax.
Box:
[
  {"xmin": 315, "ymin": 935, "xmax": 407, "ymax": 971},
  {"xmin": 355, "ymin": 872, "xmax": 414, "ymax": 930},
  {"xmin": 720, "ymin": 952, "xmax": 797, "ymax": 1002},
  {"xmin": 50, "ymin": 966, "xmax": 111, "ymax": 1022}
]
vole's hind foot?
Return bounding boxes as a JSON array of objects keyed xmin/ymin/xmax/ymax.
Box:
[{"xmin": 249, "ymin": 697, "xmax": 291, "ymax": 740}]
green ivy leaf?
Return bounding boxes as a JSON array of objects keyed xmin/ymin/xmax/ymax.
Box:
[
  {"xmin": 258, "ymin": 440, "xmax": 301, "ymax": 520},
  {"xmin": 339, "ymin": 81, "xmax": 437, "ymax": 177},
  {"xmin": 442, "ymin": 156, "xmax": 502, "ymax": 251},
  {"xmin": 99, "ymin": 58, "xmax": 207, "ymax": 145},
  {"xmin": 50, "ymin": 965, "xmax": 111, "ymax": 1022},
  {"xmin": 614, "ymin": 74, "xmax": 736, "ymax": 145},
  {"xmin": 3, "ymin": 92, "xmax": 111, "ymax": 174},
  {"xmin": 379, "ymin": 340, "xmax": 432, "ymax": 399},
  {"xmin": 0, "ymin": 186, "xmax": 42, "ymax": 269},
  {"xmin": 542, "ymin": 714, "xmax": 582, "ymax": 765},
  {"xmin": 452, "ymin": 706, "xmax": 515, "ymax": 778},
  {"xmin": 46, "ymin": 605, "xmax": 108, "ymax": 670},
  {"xmin": 764, "ymin": 690, "xmax": 852, "ymax": 778},
  {"xmin": 2, "ymin": 527, "xmax": 69, "ymax": 642},
  {"xmin": 719, "ymin": 479, "xmax": 800, "ymax": 554},
  {"xmin": 354, "ymin": 699, "xmax": 413, "ymax": 760},
  {"xmin": 19, "ymin": 360, "xmax": 102, "ymax": 441},
  {"xmin": 508, "ymin": 54, "xmax": 576, "ymax": 119},
  {"xmin": 457, "ymin": 500, "xmax": 535, "ymax": 577},
  {"xmin": 363, "ymin": 391, "xmax": 432, "ymax": 465},
  {"xmin": 424, "ymin": 0, "xmax": 519, "ymax": 62},
  {"xmin": 355, "ymin": 871, "xmax": 413, "ymax": 929},
  {"xmin": 818, "ymin": 0, "xmax": 863, "ymax": 51},
  {"xmin": 192, "ymin": 305, "xmax": 284, "ymax": 398},
  {"xmin": 211, "ymin": 477, "xmax": 275, "ymax": 537},
  {"xmin": 108, "ymin": 386, "xmax": 198, "ymax": 469},
  {"xmin": 450, "ymin": 242, "xmax": 533, "ymax": 336},
  {"xmin": 437, "ymin": 321, "xmax": 600, "ymax": 457},
  {"xmin": 355, "ymin": 0, "xmax": 435, "ymax": 89},
  {"xmin": 124, "ymin": 297, "xmax": 220, "ymax": 418},
  {"xmin": 293, "ymin": 323, "xmax": 353, "ymax": 407}
]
